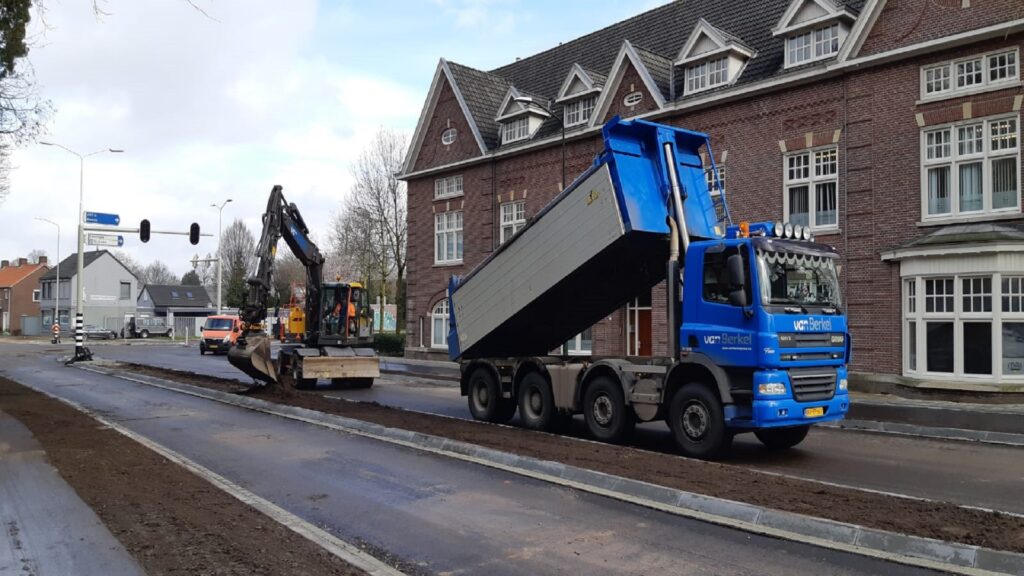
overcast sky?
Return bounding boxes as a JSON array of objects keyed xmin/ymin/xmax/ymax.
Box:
[{"xmin": 2, "ymin": 0, "xmax": 665, "ymax": 277}]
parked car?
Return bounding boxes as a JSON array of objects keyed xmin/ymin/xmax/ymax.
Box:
[
  {"xmin": 82, "ymin": 325, "xmax": 118, "ymax": 340},
  {"xmin": 199, "ymin": 315, "xmax": 241, "ymax": 355},
  {"xmin": 127, "ymin": 316, "xmax": 174, "ymax": 338}
]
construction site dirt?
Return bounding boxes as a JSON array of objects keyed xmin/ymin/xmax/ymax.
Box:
[
  {"xmin": 117, "ymin": 361, "xmax": 1024, "ymax": 555},
  {"xmin": 0, "ymin": 376, "xmax": 364, "ymax": 576}
]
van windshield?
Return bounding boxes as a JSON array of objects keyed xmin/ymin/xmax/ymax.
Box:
[{"xmin": 203, "ymin": 318, "xmax": 234, "ymax": 331}]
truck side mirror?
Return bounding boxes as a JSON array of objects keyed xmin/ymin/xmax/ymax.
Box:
[{"xmin": 727, "ymin": 253, "xmax": 748, "ymax": 307}]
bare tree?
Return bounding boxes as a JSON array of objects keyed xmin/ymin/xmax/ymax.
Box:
[
  {"xmin": 192, "ymin": 251, "xmax": 216, "ymax": 298},
  {"xmin": 27, "ymin": 248, "xmax": 46, "ymax": 263},
  {"xmin": 112, "ymin": 250, "xmax": 144, "ymax": 281},
  {"xmin": 220, "ymin": 219, "xmax": 255, "ymax": 308},
  {"xmin": 140, "ymin": 260, "xmax": 177, "ymax": 285},
  {"xmin": 334, "ymin": 128, "xmax": 408, "ymax": 332},
  {"xmin": 271, "ymin": 250, "xmax": 305, "ymax": 306}
]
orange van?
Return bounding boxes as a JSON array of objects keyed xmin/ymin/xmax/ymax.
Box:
[{"xmin": 199, "ymin": 315, "xmax": 242, "ymax": 355}]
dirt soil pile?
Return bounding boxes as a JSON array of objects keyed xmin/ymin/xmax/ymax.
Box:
[
  {"xmin": 121, "ymin": 362, "xmax": 1024, "ymax": 554},
  {"xmin": 0, "ymin": 376, "xmax": 364, "ymax": 576}
]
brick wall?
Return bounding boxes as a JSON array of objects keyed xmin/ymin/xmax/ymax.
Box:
[
  {"xmin": 858, "ymin": 0, "xmax": 1022, "ymax": 57},
  {"xmin": 602, "ymin": 61, "xmax": 661, "ymax": 122},
  {"xmin": 413, "ymin": 78, "xmax": 482, "ymax": 173}
]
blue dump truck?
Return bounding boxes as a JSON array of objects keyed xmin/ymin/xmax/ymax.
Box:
[{"xmin": 447, "ymin": 117, "xmax": 849, "ymax": 458}]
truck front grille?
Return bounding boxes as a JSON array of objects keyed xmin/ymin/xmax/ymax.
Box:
[{"xmin": 787, "ymin": 367, "xmax": 836, "ymax": 402}]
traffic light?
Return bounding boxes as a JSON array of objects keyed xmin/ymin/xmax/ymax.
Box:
[
  {"xmin": 140, "ymin": 219, "xmax": 150, "ymax": 243},
  {"xmin": 189, "ymin": 222, "xmax": 200, "ymax": 245}
]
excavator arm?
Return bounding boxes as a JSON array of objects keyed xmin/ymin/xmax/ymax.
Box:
[{"xmin": 229, "ymin": 185, "xmax": 325, "ymax": 384}]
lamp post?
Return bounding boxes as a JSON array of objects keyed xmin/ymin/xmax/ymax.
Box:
[
  {"xmin": 40, "ymin": 141, "xmax": 123, "ymax": 362},
  {"xmin": 34, "ymin": 217, "xmax": 60, "ymax": 334},
  {"xmin": 513, "ymin": 96, "xmax": 566, "ymax": 188},
  {"xmin": 211, "ymin": 198, "xmax": 232, "ymax": 313}
]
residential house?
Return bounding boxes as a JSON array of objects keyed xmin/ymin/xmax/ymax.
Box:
[
  {"xmin": 399, "ymin": 0, "xmax": 1024, "ymax": 392},
  {"xmin": 0, "ymin": 257, "xmax": 49, "ymax": 335},
  {"xmin": 136, "ymin": 284, "xmax": 215, "ymax": 319},
  {"xmin": 39, "ymin": 250, "xmax": 138, "ymax": 331}
]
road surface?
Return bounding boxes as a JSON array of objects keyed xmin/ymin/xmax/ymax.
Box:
[{"xmin": 0, "ymin": 345, "xmax": 940, "ymax": 576}]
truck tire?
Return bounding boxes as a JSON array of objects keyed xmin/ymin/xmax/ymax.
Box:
[
  {"xmin": 583, "ymin": 376, "xmax": 635, "ymax": 443},
  {"xmin": 468, "ymin": 367, "xmax": 514, "ymax": 423},
  {"xmin": 517, "ymin": 372, "xmax": 556, "ymax": 431},
  {"xmin": 140, "ymin": 329, "xmax": 149, "ymax": 339},
  {"xmin": 668, "ymin": 383, "xmax": 730, "ymax": 459},
  {"xmin": 754, "ymin": 425, "xmax": 810, "ymax": 450},
  {"xmin": 292, "ymin": 360, "xmax": 317, "ymax": 390}
]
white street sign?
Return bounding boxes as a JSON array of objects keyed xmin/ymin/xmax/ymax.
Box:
[{"xmin": 86, "ymin": 233, "xmax": 124, "ymax": 247}]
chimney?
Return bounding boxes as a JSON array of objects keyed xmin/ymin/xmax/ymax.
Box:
[
  {"xmin": 38, "ymin": 256, "xmax": 48, "ymax": 265},
  {"xmin": 1, "ymin": 260, "xmax": 8, "ymax": 269},
  {"xmin": 17, "ymin": 258, "xmax": 27, "ymax": 266}
]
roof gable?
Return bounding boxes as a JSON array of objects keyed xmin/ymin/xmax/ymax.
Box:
[
  {"xmin": 555, "ymin": 63, "xmax": 604, "ymax": 102},
  {"xmin": 591, "ymin": 40, "xmax": 667, "ymax": 126},
  {"xmin": 495, "ymin": 86, "xmax": 550, "ymax": 121},
  {"xmin": 773, "ymin": 0, "xmax": 856, "ymax": 36},
  {"xmin": 676, "ymin": 18, "xmax": 755, "ymax": 65},
  {"xmin": 0, "ymin": 262, "xmax": 47, "ymax": 288}
]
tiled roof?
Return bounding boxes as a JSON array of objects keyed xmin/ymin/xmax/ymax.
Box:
[
  {"xmin": 435, "ymin": 0, "xmax": 866, "ymax": 153},
  {"xmin": 142, "ymin": 284, "xmax": 213, "ymax": 308},
  {"xmin": 0, "ymin": 262, "xmax": 47, "ymax": 288},
  {"xmin": 39, "ymin": 251, "xmax": 105, "ymax": 281}
]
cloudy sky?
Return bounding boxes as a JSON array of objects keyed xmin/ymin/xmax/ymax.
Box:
[{"xmin": 2, "ymin": 0, "xmax": 665, "ymax": 277}]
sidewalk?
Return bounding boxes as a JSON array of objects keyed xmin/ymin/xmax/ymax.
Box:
[
  {"xmin": 0, "ymin": 410, "xmax": 143, "ymax": 575},
  {"xmin": 381, "ymin": 357, "xmax": 1024, "ymax": 443}
]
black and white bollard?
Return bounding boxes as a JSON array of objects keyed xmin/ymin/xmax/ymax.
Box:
[{"xmin": 67, "ymin": 312, "xmax": 93, "ymax": 364}]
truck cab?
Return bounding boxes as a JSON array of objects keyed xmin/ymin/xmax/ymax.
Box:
[{"xmin": 683, "ymin": 223, "xmax": 849, "ymax": 433}]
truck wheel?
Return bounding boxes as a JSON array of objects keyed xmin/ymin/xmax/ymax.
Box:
[
  {"xmin": 583, "ymin": 376, "xmax": 634, "ymax": 443},
  {"xmin": 518, "ymin": 372, "xmax": 555, "ymax": 431},
  {"xmin": 140, "ymin": 329, "xmax": 149, "ymax": 339},
  {"xmin": 668, "ymin": 384, "xmax": 729, "ymax": 459},
  {"xmin": 467, "ymin": 367, "xmax": 509, "ymax": 423},
  {"xmin": 292, "ymin": 361, "xmax": 317, "ymax": 390},
  {"xmin": 755, "ymin": 425, "xmax": 810, "ymax": 450}
]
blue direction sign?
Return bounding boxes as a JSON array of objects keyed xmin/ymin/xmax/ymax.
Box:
[{"xmin": 84, "ymin": 211, "xmax": 120, "ymax": 226}]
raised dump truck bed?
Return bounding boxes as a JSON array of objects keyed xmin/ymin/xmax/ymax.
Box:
[{"xmin": 448, "ymin": 118, "xmax": 722, "ymax": 360}]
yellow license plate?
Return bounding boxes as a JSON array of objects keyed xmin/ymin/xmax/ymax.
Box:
[{"xmin": 804, "ymin": 406, "xmax": 825, "ymax": 418}]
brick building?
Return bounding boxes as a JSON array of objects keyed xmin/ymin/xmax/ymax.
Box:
[
  {"xmin": 0, "ymin": 257, "xmax": 50, "ymax": 335},
  {"xmin": 399, "ymin": 0, "xmax": 1024, "ymax": 392}
]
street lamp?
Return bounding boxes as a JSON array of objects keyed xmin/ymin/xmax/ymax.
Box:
[
  {"xmin": 211, "ymin": 198, "xmax": 232, "ymax": 313},
  {"xmin": 40, "ymin": 141, "xmax": 123, "ymax": 362},
  {"xmin": 513, "ymin": 96, "xmax": 565, "ymax": 188},
  {"xmin": 34, "ymin": 217, "xmax": 60, "ymax": 335}
]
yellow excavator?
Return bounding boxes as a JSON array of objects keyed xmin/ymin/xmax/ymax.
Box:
[{"xmin": 228, "ymin": 185, "xmax": 380, "ymax": 389}]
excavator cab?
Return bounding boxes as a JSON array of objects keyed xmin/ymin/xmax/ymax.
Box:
[{"xmin": 318, "ymin": 282, "xmax": 373, "ymax": 346}]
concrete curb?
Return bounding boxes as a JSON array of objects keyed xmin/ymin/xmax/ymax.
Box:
[
  {"xmin": 80, "ymin": 364, "xmax": 1024, "ymax": 576},
  {"xmin": 821, "ymin": 419, "xmax": 1024, "ymax": 447}
]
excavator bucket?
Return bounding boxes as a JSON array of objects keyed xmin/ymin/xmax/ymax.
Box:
[{"xmin": 227, "ymin": 334, "xmax": 278, "ymax": 385}]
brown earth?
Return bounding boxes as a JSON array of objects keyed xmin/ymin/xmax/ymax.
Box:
[
  {"xmin": 119, "ymin": 361, "xmax": 1024, "ymax": 555},
  {"xmin": 0, "ymin": 376, "xmax": 365, "ymax": 576}
]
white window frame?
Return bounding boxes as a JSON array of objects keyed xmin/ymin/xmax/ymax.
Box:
[
  {"xmin": 903, "ymin": 271, "xmax": 1024, "ymax": 382},
  {"xmin": 565, "ymin": 328, "xmax": 593, "ymax": 356},
  {"xmin": 919, "ymin": 48, "xmax": 1019, "ymax": 101},
  {"xmin": 705, "ymin": 163, "xmax": 726, "ymax": 197},
  {"xmin": 685, "ymin": 57, "xmax": 729, "ymax": 95},
  {"xmin": 430, "ymin": 299, "xmax": 449, "ymax": 349},
  {"xmin": 434, "ymin": 211, "xmax": 463, "ymax": 265},
  {"xmin": 32, "ymin": 289, "xmax": 40, "ymax": 303},
  {"xmin": 502, "ymin": 116, "xmax": 530, "ymax": 144},
  {"xmin": 920, "ymin": 114, "xmax": 1020, "ymax": 222},
  {"xmin": 783, "ymin": 146, "xmax": 839, "ymax": 231},
  {"xmin": 441, "ymin": 127, "xmax": 457, "ymax": 145},
  {"xmin": 434, "ymin": 175, "xmax": 464, "ymax": 200},
  {"xmin": 786, "ymin": 23, "xmax": 839, "ymax": 67},
  {"xmin": 499, "ymin": 200, "xmax": 526, "ymax": 244},
  {"xmin": 563, "ymin": 96, "xmax": 596, "ymax": 127}
]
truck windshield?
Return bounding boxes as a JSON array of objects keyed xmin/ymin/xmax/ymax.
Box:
[
  {"xmin": 757, "ymin": 250, "xmax": 842, "ymax": 308},
  {"xmin": 203, "ymin": 318, "xmax": 234, "ymax": 330}
]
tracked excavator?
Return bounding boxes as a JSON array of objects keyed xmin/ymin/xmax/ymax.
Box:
[{"xmin": 227, "ymin": 185, "xmax": 380, "ymax": 389}]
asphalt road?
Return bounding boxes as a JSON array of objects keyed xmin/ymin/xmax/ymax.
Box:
[
  {"xmin": 93, "ymin": 342, "xmax": 1024, "ymax": 518},
  {"xmin": 0, "ymin": 346, "xmax": 937, "ymax": 576}
]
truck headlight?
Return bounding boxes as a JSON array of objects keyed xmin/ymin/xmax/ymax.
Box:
[
  {"xmin": 839, "ymin": 378, "xmax": 848, "ymax": 391},
  {"xmin": 758, "ymin": 382, "xmax": 787, "ymax": 395}
]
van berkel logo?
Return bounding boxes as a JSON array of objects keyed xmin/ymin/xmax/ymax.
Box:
[{"xmin": 793, "ymin": 318, "xmax": 833, "ymax": 332}]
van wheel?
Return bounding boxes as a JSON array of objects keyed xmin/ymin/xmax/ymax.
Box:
[
  {"xmin": 755, "ymin": 425, "xmax": 810, "ymax": 450},
  {"xmin": 518, "ymin": 372, "xmax": 555, "ymax": 431},
  {"xmin": 468, "ymin": 367, "xmax": 514, "ymax": 423},
  {"xmin": 668, "ymin": 383, "xmax": 730, "ymax": 459},
  {"xmin": 140, "ymin": 329, "xmax": 149, "ymax": 339},
  {"xmin": 583, "ymin": 376, "xmax": 634, "ymax": 443}
]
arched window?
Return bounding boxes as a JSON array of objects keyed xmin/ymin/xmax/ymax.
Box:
[{"xmin": 431, "ymin": 299, "xmax": 449, "ymax": 349}]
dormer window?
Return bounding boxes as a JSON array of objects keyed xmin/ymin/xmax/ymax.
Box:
[
  {"xmin": 564, "ymin": 96, "xmax": 596, "ymax": 127},
  {"xmin": 774, "ymin": 0, "xmax": 854, "ymax": 68},
  {"xmin": 502, "ymin": 117, "xmax": 530, "ymax": 144},
  {"xmin": 675, "ymin": 19, "xmax": 755, "ymax": 96}
]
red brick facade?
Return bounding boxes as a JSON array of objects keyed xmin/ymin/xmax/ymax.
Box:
[
  {"xmin": 602, "ymin": 61, "xmax": 661, "ymax": 122},
  {"xmin": 403, "ymin": 2, "xmax": 1024, "ymax": 385},
  {"xmin": 413, "ymin": 78, "xmax": 481, "ymax": 173}
]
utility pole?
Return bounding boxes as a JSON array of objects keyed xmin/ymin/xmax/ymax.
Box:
[
  {"xmin": 211, "ymin": 198, "xmax": 232, "ymax": 313},
  {"xmin": 40, "ymin": 142, "xmax": 123, "ymax": 362},
  {"xmin": 34, "ymin": 218, "xmax": 60, "ymax": 331}
]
